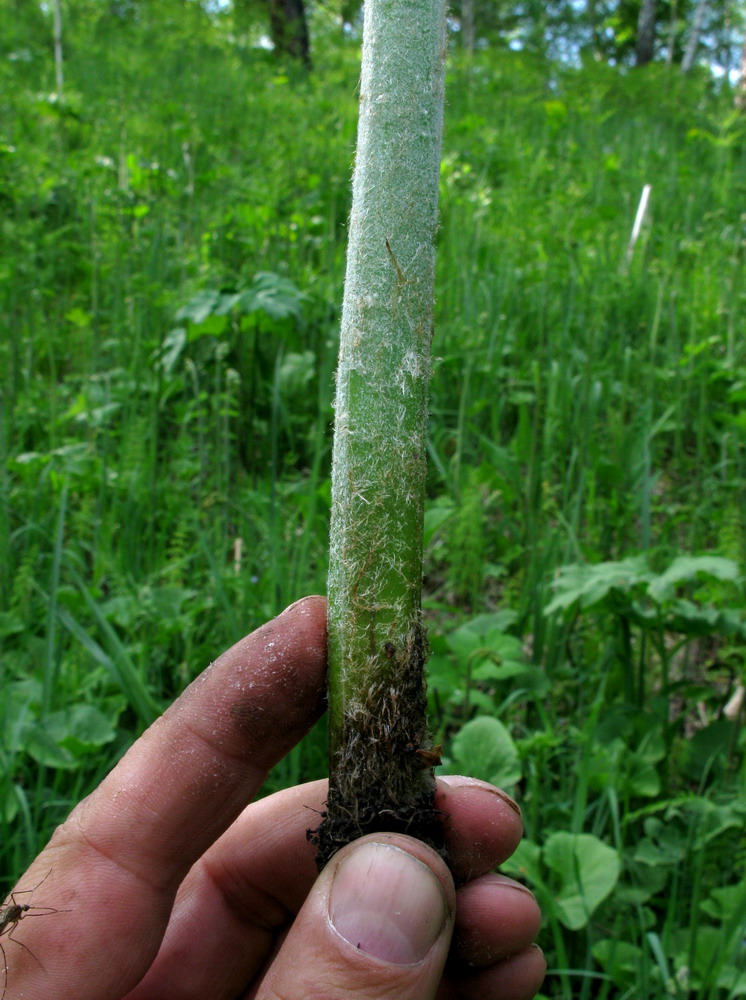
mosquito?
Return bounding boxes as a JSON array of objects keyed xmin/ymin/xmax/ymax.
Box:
[{"xmin": 0, "ymin": 871, "xmax": 68, "ymax": 1000}]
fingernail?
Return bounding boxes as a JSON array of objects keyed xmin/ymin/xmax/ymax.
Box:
[
  {"xmin": 489, "ymin": 873, "xmax": 535, "ymax": 896},
  {"xmin": 493, "ymin": 788, "xmax": 521, "ymax": 817},
  {"xmin": 329, "ymin": 842, "xmax": 448, "ymax": 965},
  {"xmin": 439, "ymin": 776, "xmax": 522, "ymax": 818}
]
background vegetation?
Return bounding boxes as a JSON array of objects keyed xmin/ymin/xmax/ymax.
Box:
[{"xmin": 1, "ymin": 2, "xmax": 744, "ymax": 997}]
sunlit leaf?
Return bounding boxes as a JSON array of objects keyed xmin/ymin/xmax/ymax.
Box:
[
  {"xmin": 544, "ymin": 832, "xmax": 621, "ymax": 930},
  {"xmin": 647, "ymin": 555, "xmax": 740, "ymax": 603},
  {"xmin": 544, "ymin": 557, "xmax": 651, "ymax": 616},
  {"xmin": 175, "ymin": 289, "xmax": 221, "ymax": 324},
  {"xmin": 240, "ymin": 272, "xmax": 307, "ymax": 321},
  {"xmin": 449, "ymin": 716, "xmax": 522, "ymax": 787}
]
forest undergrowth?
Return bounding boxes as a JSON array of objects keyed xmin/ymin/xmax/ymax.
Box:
[{"xmin": 1, "ymin": 8, "xmax": 744, "ymax": 997}]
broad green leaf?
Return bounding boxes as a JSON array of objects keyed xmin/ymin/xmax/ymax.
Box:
[
  {"xmin": 185, "ymin": 313, "xmax": 226, "ymax": 338},
  {"xmin": 544, "ymin": 832, "xmax": 621, "ymax": 930},
  {"xmin": 592, "ymin": 939, "xmax": 646, "ymax": 988},
  {"xmin": 0, "ymin": 611, "xmax": 25, "ymax": 639},
  {"xmin": 670, "ymin": 925, "xmax": 746, "ymax": 993},
  {"xmin": 647, "ymin": 555, "xmax": 740, "ymax": 603},
  {"xmin": 616, "ymin": 861, "xmax": 668, "ymax": 904},
  {"xmin": 213, "ymin": 292, "xmax": 242, "ymax": 316},
  {"xmin": 240, "ymin": 272, "xmax": 307, "ymax": 321},
  {"xmin": 471, "ymin": 632, "xmax": 526, "ymax": 680},
  {"xmin": 472, "ymin": 658, "xmax": 532, "ymax": 682},
  {"xmin": 47, "ymin": 705, "xmax": 117, "ymax": 756},
  {"xmin": 22, "ymin": 723, "xmax": 78, "ymax": 770},
  {"xmin": 682, "ymin": 720, "xmax": 740, "ymax": 782},
  {"xmin": 1, "ymin": 784, "xmax": 19, "ymax": 824},
  {"xmin": 669, "ymin": 796, "xmax": 746, "ymax": 849},
  {"xmin": 544, "ymin": 557, "xmax": 651, "ymax": 616},
  {"xmin": 423, "ymin": 497, "xmax": 455, "ymax": 546},
  {"xmin": 277, "ymin": 351, "xmax": 315, "ymax": 393},
  {"xmin": 102, "ymin": 593, "xmax": 143, "ymax": 628},
  {"xmin": 446, "ymin": 611, "xmax": 520, "ymax": 663},
  {"xmin": 158, "ymin": 326, "xmax": 187, "ymax": 375},
  {"xmin": 589, "ymin": 734, "xmax": 663, "ymax": 798},
  {"xmin": 716, "ymin": 969, "xmax": 746, "ymax": 996},
  {"xmin": 426, "ymin": 652, "xmax": 464, "ymax": 700},
  {"xmin": 626, "ymin": 759, "xmax": 660, "ymax": 797},
  {"xmin": 501, "ymin": 838, "xmax": 543, "ymax": 885},
  {"xmin": 175, "ymin": 289, "xmax": 221, "ymax": 324},
  {"xmin": 445, "ymin": 628, "xmax": 482, "ymax": 660},
  {"xmin": 700, "ymin": 883, "xmax": 746, "ymax": 922},
  {"xmin": 139, "ymin": 585, "xmax": 197, "ymax": 621},
  {"xmin": 449, "ymin": 716, "xmax": 522, "ymax": 787},
  {"xmin": 632, "ymin": 727, "xmax": 666, "ymax": 763},
  {"xmin": 667, "ymin": 600, "xmax": 746, "ymax": 638},
  {"xmin": 457, "ymin": 610, "xmax": 520, "ymax": 635},
  {"xmin": 634, "ymin": 817, "xmax": 687, "ymax": 866}
]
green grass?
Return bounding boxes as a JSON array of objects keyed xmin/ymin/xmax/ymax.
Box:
[{"xmin": 1, "ymin": 10, "xmax": 744, "ymax": 997}]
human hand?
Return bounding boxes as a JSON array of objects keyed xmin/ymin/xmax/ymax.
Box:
[{"xmin": 2, "ymin": 596, "xmax": 545, "ymax": 1000}]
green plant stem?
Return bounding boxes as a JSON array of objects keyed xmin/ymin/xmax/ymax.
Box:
[{"xmin": 314, "ymin": 0, "xmax": 448, "ymax": 867}]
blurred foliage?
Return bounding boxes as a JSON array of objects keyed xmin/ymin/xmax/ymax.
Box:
[{"xmin": 0, "ymin": 7, "xmax": 744, "ymax": 997}]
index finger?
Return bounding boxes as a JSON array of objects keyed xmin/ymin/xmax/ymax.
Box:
[{"xmin": 7, "ymin": 595, "xmax": 327, "ymax": 1000}]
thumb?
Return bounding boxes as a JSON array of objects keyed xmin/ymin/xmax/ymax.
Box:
[{"xmin": 257, "ymin": 834, "xmax": 455, "ymax": 1000}]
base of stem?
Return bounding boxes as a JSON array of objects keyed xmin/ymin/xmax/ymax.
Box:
[
  {"xmin": 308, "ymin": 660, "xmax": 446, "ymax": 869},
  {"xmin": 309, "ymin": 775, "xmax": 445, "ymax": 870}
]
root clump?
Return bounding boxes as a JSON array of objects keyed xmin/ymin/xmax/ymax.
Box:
[{"xmin": 309, "ymin": 655, "xmax": 446, "ymax": 870}]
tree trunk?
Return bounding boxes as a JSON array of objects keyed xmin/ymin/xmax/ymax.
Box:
[
  {"xmin": 268, "ymin": 0, "xmax": 311, "ymax": 66},
  {"xmin": 311, "ymin": 0, "xmax": 448, "ymax": 869},
  {"xmin": 586, "ymin": 0, "xmax": 602, "ymax": 58},
  {"xmin": 462, "ymin": 0, "xmax": 475, "ymax": 53},
  {"xmin": 681, "ymin": 0, "xmax": 707, "ymax": 73},
  {"xmin": 635, "ymin": 0, "xmax": 657, "ymax": 65},
  {"xmin": 53, "ymin": 0, "xmax": 64, "ymax": 95},
  {"xmin": 737, "ymin": 34, "xmax": 746, "ymax": 109},
  {"xmin": 664, "ymin": 0, "xmax": 678, "ymax": 65}
]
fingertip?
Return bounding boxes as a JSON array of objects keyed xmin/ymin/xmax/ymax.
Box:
[
  {"xmin": 279, "ymin": 593, "xmax": 328, "ymax": 625},
  {"xmin": 437, "ymin": 775, "xmax": 521, "ymax": 820},
  {"xmin": 452, "ymin": 874, "xmax": 542, "ymax": 966},
  {"xmin": 259, "ymin": 833, "xmax": 456, "ymax": 1000},
  {"xmin": 435, "ymin": 777, "xmax": 524, "ymax": 880},
  {"xmin": 455, "ymin": 944, "xmax": 547, "ymax": 1000}
]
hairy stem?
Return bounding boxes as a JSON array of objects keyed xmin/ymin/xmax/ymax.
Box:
[{"xmin": 313, "ymin": 0, "xmax": 448, "ymax": 868}]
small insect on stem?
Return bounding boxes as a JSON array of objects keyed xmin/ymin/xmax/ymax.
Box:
[
  {"xmin": 403, "ymin": 741, "xmax": 443, "ymax": 770},
  {"xmin": 0, "ymin": 871, "xmax": 69, "ymax": 1000},
  {"xmin": 415, "ymin": 744, "xmax": 443, "ymax": 769}
]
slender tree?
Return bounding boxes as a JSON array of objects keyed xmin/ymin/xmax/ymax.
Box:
[
  {"xmin": 586, "ymin": 0, "xmax": 602, "ymax": 58},
  {"xmin": 635, "ymin": 0, "xmax": 658, "ymax": 65},
  {"xmin": 681, "ymin": 0, "xmax": 708, "ymax": 72},
  {"xmin": 267, "ymin": 0, "xmax": 311, "ymax": 65},
  {"xmin": 53, "ymin": 0, "xmax": 64, "ymax": 95},
  {"xmin": 462, "ymin": 0, "xmax": 476, "ymax": 52},
  {"xmin": 737, "ymin": 33, "xmax": 746, "ymax": 109},
  {"xmin": 312, "ymin": 0, "xmax": 448, "ymax": 868}
]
